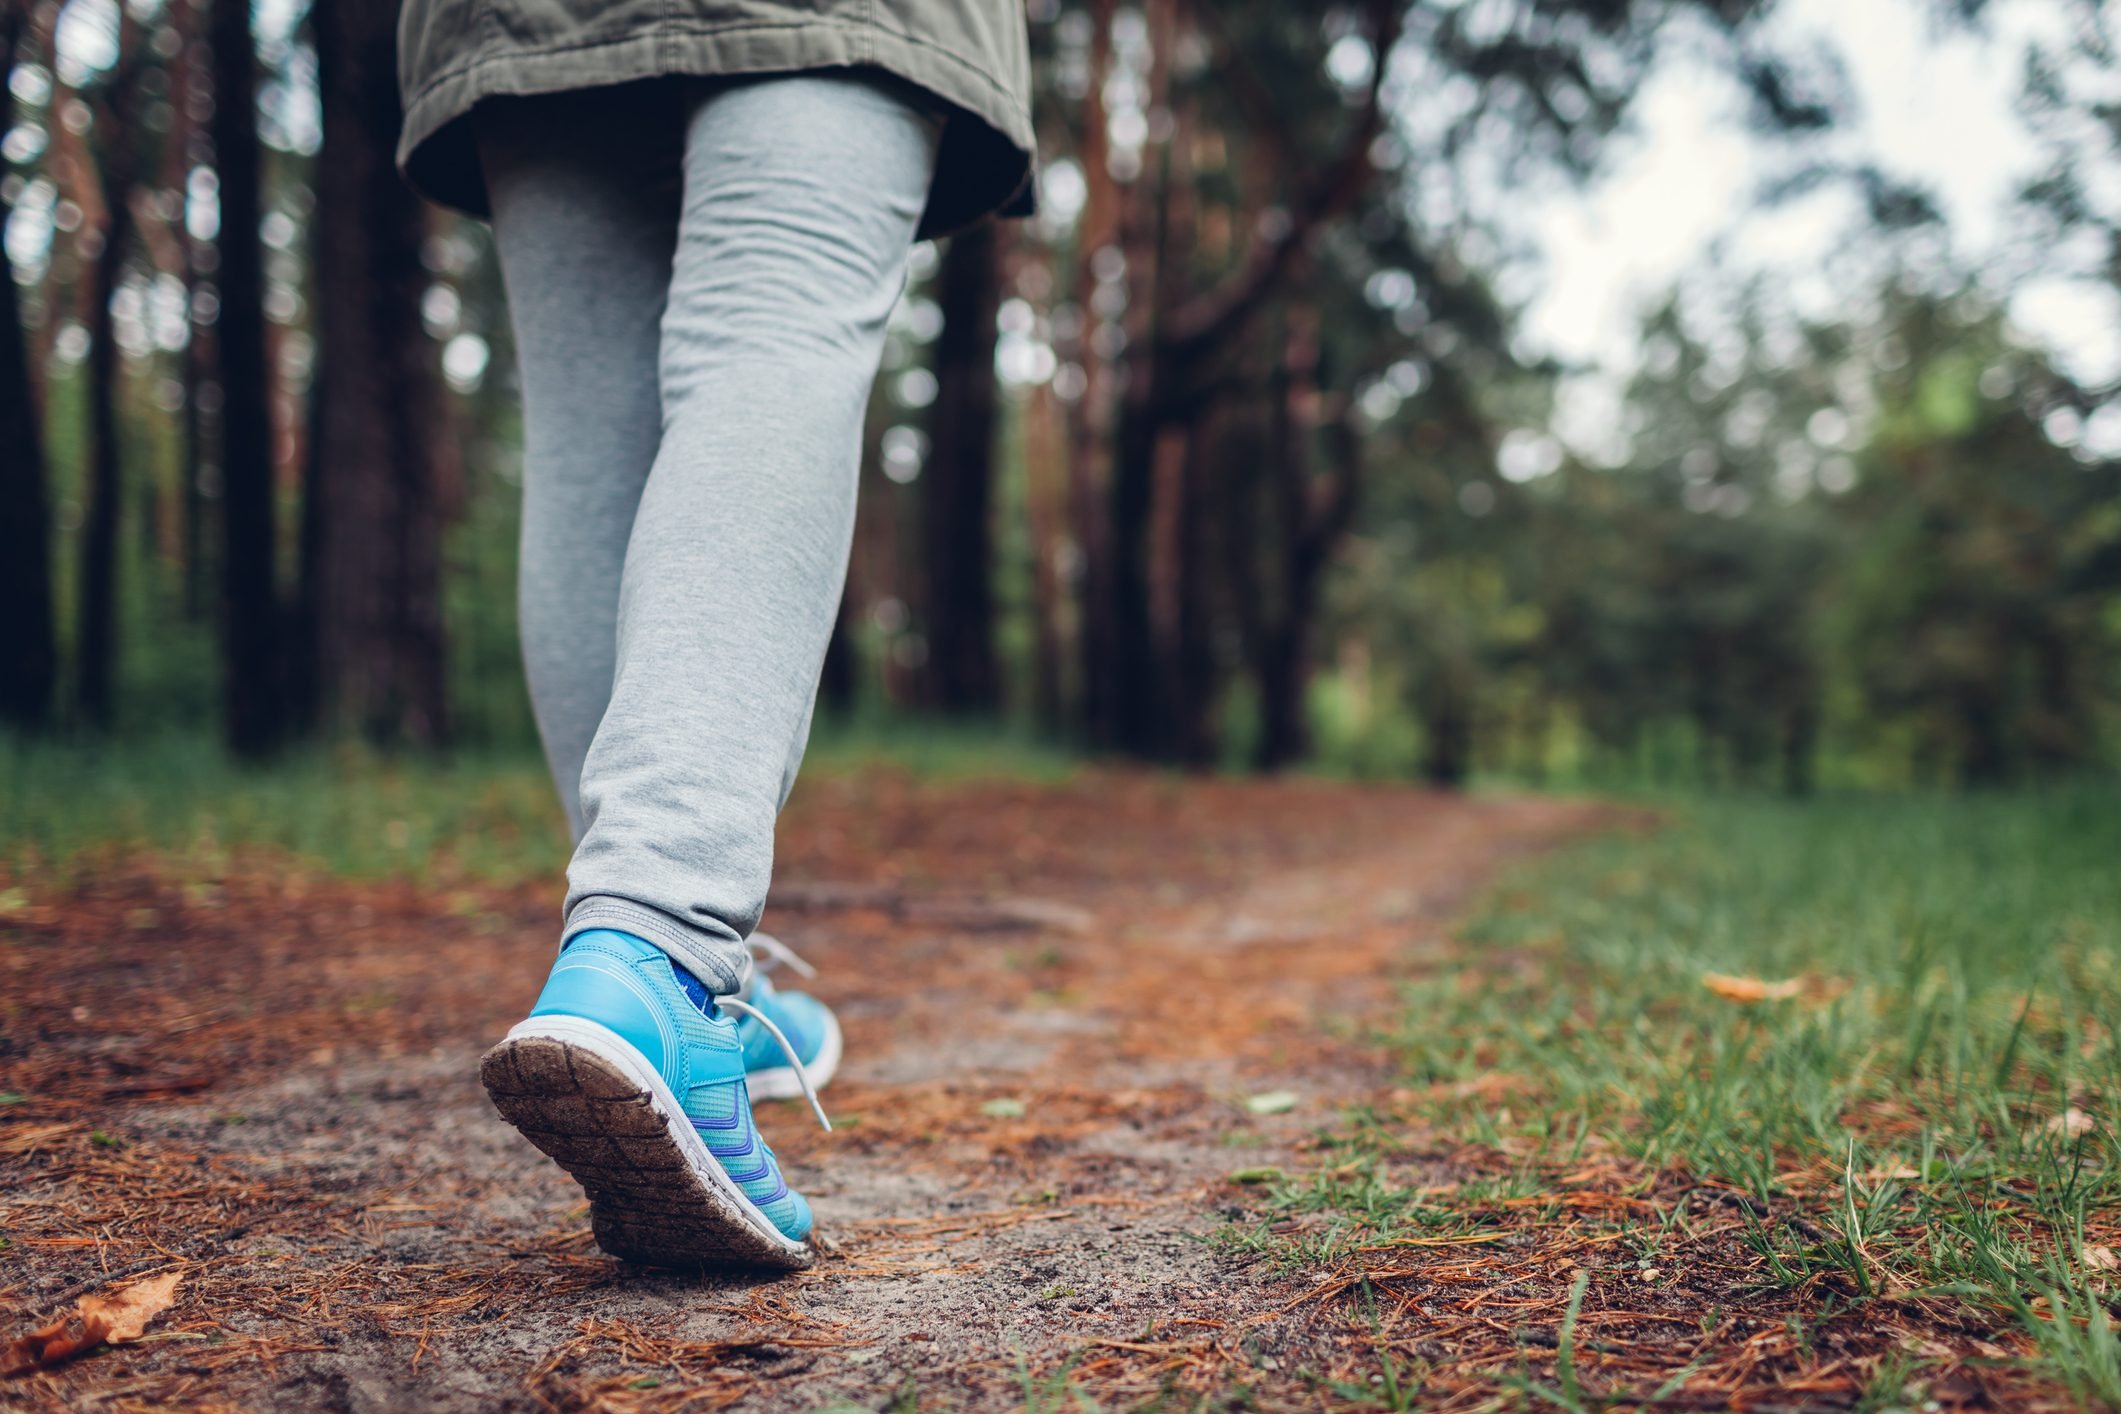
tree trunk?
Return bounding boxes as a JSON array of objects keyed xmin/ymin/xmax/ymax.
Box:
[
  {"xmin": 1103, "ymin": 0, "xmax": 1178, "ymax": 758},
  {"xmin": 1167, "ymin": 419, "xmax": 1217, "ymax": 765},
  {"xmin": 77, "ymin": 94, "xmax": 140, "ymax": 730},
  {"xmin": 1253, "ymin": 292, "xmax": 1355, "ymax": 772},
  {"xmin": 1255, "ymin": 616, "xmax": 1311, "ymax": 772},
  {"xmin": 1421, "ymin": 674, "xmax": 1474, "ymax": 788},
  {"xmin": 1065, "ymin": 0, "xmax": 1118, "ymax": 746},
  {"xmin": 1023, "ymin": 376, "xmax": 1068, "ymax": 729},
  {"xmin": 821, "ymin": 406, "xmax": 890, "ymax": 714},
  {"xmin": 818, "ymin": 584, "xmax": 859, "ymax": 714},
  {"xmin": 211, "ymin": 0, "xmax": 282, "ymax": 753},
  {"xmin": 1146, "ymin": 29, "xmax": 1213, "ymax": 765},
  {"xmin": 168, "ymin": 19, "xmax": 210, "ymax": 620},
  {"xmin": 182, "ymin": 287, "xmax": 210, "ymax": 618},
  {"xmin": 1106, "ymin": 398, "xmax": 1163, "ymax": 754},
  {"xmin": 308, "ymin": 0, "xmax": 452, "ymax": 745},
  {"xmin": 918, "ymin": 222, "xmax": 1003, "ymax": 713},
  {"xmin": 0, "ymin": 7, "xmax": 56, "ymax": 729}
]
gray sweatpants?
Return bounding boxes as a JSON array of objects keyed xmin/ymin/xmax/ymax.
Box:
[{"xmin": 478, "ymin": 75, "xmax": 939, "ymax": 992}]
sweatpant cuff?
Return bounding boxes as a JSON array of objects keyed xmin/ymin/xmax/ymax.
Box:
[{"xmin": 563, "ymin": 895, "xmax": 753, "ymax": 995}]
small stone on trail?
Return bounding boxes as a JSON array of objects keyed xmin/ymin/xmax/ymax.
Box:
[{"xmin": 2047, "ymin": 1108, "xmax": 2097, "ymax": 1138}]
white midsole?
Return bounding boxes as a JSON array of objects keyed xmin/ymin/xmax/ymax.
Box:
[
  {"xmin": 745, "ymin": 1007, "xmax": 843, "ymax": 1102},
  {"xmin": 500, "ymin": 1013, "xmax": 810, "ymax": 1260}
]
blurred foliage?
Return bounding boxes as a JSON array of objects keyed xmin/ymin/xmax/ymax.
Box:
[
  {"xmin": 1324, "ymin": 285, "xmax": 2120, "ymax": 790},
  {"xmin": 3, "ymin": 0, "xmax": 2116, "ymax": 791}
]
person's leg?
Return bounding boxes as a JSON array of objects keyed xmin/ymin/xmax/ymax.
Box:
[
  {"xmin": 479, "ymin": 73, "xmax": 940, "ymax": 1270},
  {"xmin": 559, "ymin": 74, "xmax": 941, "ymax": 993},
  {"xmin": 478, "ymin": 86, "xmax": 684, "ymax": 841}
]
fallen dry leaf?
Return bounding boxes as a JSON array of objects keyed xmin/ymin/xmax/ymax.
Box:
[
  {"xmin": 2, "ymin": 1270, "xmax": 183, "ymax": 1377},
  {"xmin": 2084, "ymin": 1245, "xmax": 2118, "ymax": 1271},
  {"xmin": 1702, "ymin": 972, "xmax": 1804, "ymax": 1003}
]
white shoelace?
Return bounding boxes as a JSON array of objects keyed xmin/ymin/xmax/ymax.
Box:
[
  {"xmin": 714, "ymin": 994, "xmax": 832, "ymax": 1135},
  {"xmin": 748, "ymin": 932, "xmax": 818, "ymax": 979}
]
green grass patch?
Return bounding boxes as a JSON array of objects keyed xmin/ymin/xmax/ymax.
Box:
[
  {"xmin": 1, "ymin": 733, "xmax": 569, "ymax": 884},
  {"xmin": 801, "ymin": 713, "xmax": 1079, "ymax": 783},
  {"xmin": 1233, "ymin": 786, "xmax": 2121, "ymax": 1404},
  {"xmin": 1, "ymin": 717, "xmax": 1077, "ymax": 883}
]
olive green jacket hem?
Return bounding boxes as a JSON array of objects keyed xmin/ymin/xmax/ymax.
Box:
[{"xmin": 397, "ymin": 15, "xmax": 1034, "ymax": 239}]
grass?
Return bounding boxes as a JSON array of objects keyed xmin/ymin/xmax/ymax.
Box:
[
  {"xmin": 1227, "ymin": 786, "xmax": 2121, "ymax": 1405},
  {"xmin": 0, "ymin": 717, "xmax": 1077, "ymax": 884},
  {"xmin": 1, "ymin": 732, "xmax": 567, "ymax": 884}
]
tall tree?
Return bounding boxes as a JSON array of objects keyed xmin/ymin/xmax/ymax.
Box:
[
  {"xmin": 1253, "ymin": 289, "xmax": 1361, "ymax": 769},
  {"xmin": 1060, "ymin": 0, "xmax": 1120, "ymax": 742},
  {"xmin": 210, "ymin": 0, "xmax": 282, "ymax": 752},
  {"xmin": 1045, "ymin": 0, "xmax": 1829, "ymax": 765},
  {"xmin": 918, "ymin": 222, "xmax": 1005, "ymax": 713},
  {"xmin": 0, "ymin": 2, "xmax": 56, "ymax": 729},
  {"xmin": 1098, "ymin": 0, "xmax": 1403, "ymax": 758},
  {"xmin": 73, "ymin": 12, "xmax": 148, "ymax": 728},
  {"xmin": 305, "ymin": 0, "xmax": 453, "ymax": 743}
]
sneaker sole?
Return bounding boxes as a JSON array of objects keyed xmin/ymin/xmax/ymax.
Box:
[
  {"xmin": 481, "ymin": 1016, "xmax": 815, "ymax": 1271},
  {"xmin": 744, "ymin": 1007, "xmax": 844, "ymax": 1103}
]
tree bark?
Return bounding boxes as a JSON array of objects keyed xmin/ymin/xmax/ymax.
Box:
[
  {"xmin": 1023, "ymin": 374, "xmax": 1068, "ymax": 729},
  {"xmin": 821, "ymin": 405, "xmax": 892, "ymax": 714},
  {"xmin": 0, "ymin": 6, "xmax": 57, "ymax": 729},
  {"xmin": 307, "ymin": 0, "xmax": 452, "ymax": 744},
  {"xmin": 1255, "ymin": 293, "xmax": 1358, "ymax": 772},
  {"xmin": 75, "ymin": 29, "xmax": 146, "ymax": 731},
  {"xmin": 918, "ymin": 222, "xmax": 1003, "ymax": 713},
  {"xmin": 1166, "ymin": 417, "xmax": 1218, "ymax": 764},
  {"xmin": 211, "ymin": 0, "xmax": 282, "ymax": 753},
  {"xmin": 168, "ymin": 20, "xmax": 210, "ymax": 619},
  {"xmin": 1101, "ymin": 0, "xmax": 1177, "ymax": 758},
  {"xmin": 1065, "ymin": 0, "xmax": 1118, "ymax": 745},
  {"xmin": 1421, "ymin": 675, "xmax": 1474, "ymax": 788},
  {"xmin": 77, "ymin": 214, "xmax": 130, "ymax": 728}
]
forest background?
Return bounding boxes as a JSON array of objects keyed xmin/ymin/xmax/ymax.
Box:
[{"xmin": 3, "ymin": 0, "xmax": 2118, "ymax": 797}]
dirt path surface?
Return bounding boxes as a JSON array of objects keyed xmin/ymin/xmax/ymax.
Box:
[{"xmin": 2, "ymin": 773, "xmax": 1607, "ymax": 1410}]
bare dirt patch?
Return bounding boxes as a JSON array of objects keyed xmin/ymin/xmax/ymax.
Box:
[{"xmin": 1, "ymin": 772, "xmax": 1606, "ymax": 1410}]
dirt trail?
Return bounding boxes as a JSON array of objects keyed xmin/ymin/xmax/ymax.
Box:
[{"xmin": 1, "ymin": 773, "xmax": 1607, "ymax": 1410}]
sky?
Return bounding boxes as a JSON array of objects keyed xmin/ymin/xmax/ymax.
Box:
[{"xmin": 1494, "ymin": 0, "xmax": 2118, "ymax": 455}]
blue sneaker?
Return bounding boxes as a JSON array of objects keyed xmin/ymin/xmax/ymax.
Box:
[
  {"xmin": 481, "ymin": 929, "xmax": 827, "ymax": 1270},
  {"xmin": 740, "ymin": 934, "xmax": 842, "ymax": 1103}
]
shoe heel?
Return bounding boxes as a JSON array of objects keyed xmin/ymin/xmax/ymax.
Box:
[{"xmin": 482, "ymin": 1028, "xmax": 814, "ymax": 1270}]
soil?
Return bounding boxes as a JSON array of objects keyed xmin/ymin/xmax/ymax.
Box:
[{"xmin": 0, "ymin": 773, "xmax": 1608, "ymax": 1410}]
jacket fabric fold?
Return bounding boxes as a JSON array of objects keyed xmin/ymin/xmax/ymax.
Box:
[{"xmin": 397, "ymin": 0, "xmax": 1035, "ymax": 239}]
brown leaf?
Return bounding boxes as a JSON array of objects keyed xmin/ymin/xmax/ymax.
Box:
[
  {"xmin": 79, "ymin": 1271, "xmax": 182, "ymax": 1345},
  {"xmin": 2084, "ymin": 1245, "xmax": 2118, "ymax": 1271},
  {"xmin": 2, "ymin": 1271, "xmax": 183, "ymax": 1377},
  {"xmin": 1702, "ymin": 972, "xmax": 1804, "ymax": 1003},
  {"xmin": 2, "ymin": 1316, "xmax": 94, "ymax": 1378}
]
